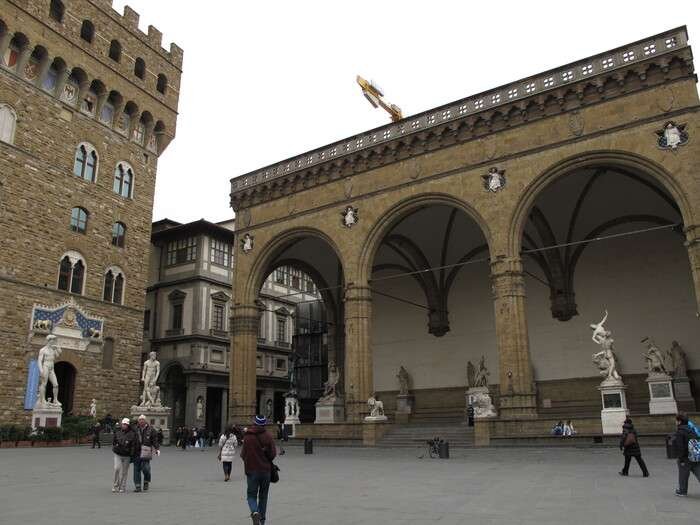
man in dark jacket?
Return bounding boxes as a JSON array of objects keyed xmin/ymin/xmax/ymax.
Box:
[
  {"xmin": 240, "ymin": 416, "xmax": 277, "ymax": 525},
  {"xmin": 91, "ymin": 422, "xmax": 101, "ymax": 449},
  {"xmin": 112, "ymin": 418, "xmax": 136, "ymax": 493},
  {"xmin": 675, "ymin": 414, "xmax": 700, "ymax": 496},
  {"xmin": 619, "ymin": 418, "xmax": 649, "ymax": 477},
  {"xmin": 133, "ymin": 414, "xmax": 160, "ymax": 493}
]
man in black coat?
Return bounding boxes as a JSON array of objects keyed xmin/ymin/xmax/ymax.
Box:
[
  {"xmin": 132, "ymin": 415, "xmax": 160, "ymax": 492},
  {"xmin": 619, "ymin": 418, "xmax": 649, "ymax": 477},
  {"xmin": 112, "ymin": 418, "xmax": 136, "ymax": 493},
  {"xmin": 674, "ymin": 414, "xmax": 700, "ymax": 496}
]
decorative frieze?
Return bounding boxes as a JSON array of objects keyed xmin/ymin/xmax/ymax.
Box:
[{"xmin": 230, "ymin": 28, "xmax": 692, "ymax": 211}]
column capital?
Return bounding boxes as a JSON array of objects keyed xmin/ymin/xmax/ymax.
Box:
[
  {"xmin": 230, "ymin": 304, "xmax": 260, "ymax": 335},
  {"xmin": 490, "ymin": 256, "xmax": 526, "ymax": 299}
]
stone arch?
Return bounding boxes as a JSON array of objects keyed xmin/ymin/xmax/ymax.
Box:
[
  {"xmin": 508, "ymin": 150, "xmax": 695, "ymax": 256},
  {"xmin": 358, "ymin": 192, "xmax": 493, "ymax": 285},
  {"xmin": 243, "ymin": 227, "xmax": 347, "ymax": 306}
]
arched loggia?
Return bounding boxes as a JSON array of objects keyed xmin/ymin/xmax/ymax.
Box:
[{"xmin": 512, "ymin": 151, "xmax": 698, "ymax": 415}]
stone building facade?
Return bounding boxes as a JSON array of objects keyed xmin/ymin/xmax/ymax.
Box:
[
  {"xmin": 0, "ymin": 0, "xmax": 181, "ymax": 425},
  {"xmin": 145, "ymin": 219, "xmax": 322, "ymax": 432},
  {"xmin": 227, "ymin": 27, "xmax": 699, "ymax": 433}
]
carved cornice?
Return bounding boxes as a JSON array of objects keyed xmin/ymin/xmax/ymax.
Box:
[{"xmin": 230, "ymin": 27, "xmax": 693, "ymax": 212}]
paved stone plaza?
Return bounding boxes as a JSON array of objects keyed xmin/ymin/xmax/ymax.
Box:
[{"xmin": 0, "ymin": 445, "xmax": 698, "ymax": 524}]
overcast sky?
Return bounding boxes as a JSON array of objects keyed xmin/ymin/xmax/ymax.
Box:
[{"xmin": 112, "ymin": 1, "xmax": 699, "ymax": 224}]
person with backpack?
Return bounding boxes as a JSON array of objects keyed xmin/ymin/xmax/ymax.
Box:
[
  {"xmin": 673, "ymin": 414, "xmax": 700, "ymax": 496},
  {"xmin": 619, "ymin": 418, "xmax": 649, "ymax": 477},
  {"xmin": 240, "ymin": 416, "xmax": 277, "ymax": 525},
  {"xmin": 112, "ymin": 418, "xmax": 136, "ymax": 493}
]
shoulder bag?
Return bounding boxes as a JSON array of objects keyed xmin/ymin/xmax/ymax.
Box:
[{"xmin": 255, "ymin": 434, "xmax": 280, "ymax": 483}]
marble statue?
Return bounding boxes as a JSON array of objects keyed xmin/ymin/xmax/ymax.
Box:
[
  {"xmin": 196, "ymin": 397, "xmax": 204, "ymax": 420},
  {"xmin": 266, "ymin": 398, "xmax": 273, "ymax": 419},
  {"xmin": 139, "ymin": 352, "xmax": 161, "ymax": 407},
  {"xmin": 367, "ymin": 393, "xmax": 385, "ymax": 417},
  {"xmin": 318, "ymin": 361, "xmax": 340, "ymax": 404},
  {"xmin": 642, "ymin": 338, "xmax": 668, "ymax": 375},
  {"xmin": 397, "ymin": 366, "xmax": 410, "ymax": 396},
  {"xmin": 467, "ymin": 356, "xmax": 490, "ymax": 388},
  {"xmin": 470, "ymin": 391, "xmax": 497, "ymax": 418},
  {"xmin": 89, "ymin": 398, "xmax": 97, "ymax": 418},
  {"xmin": 668, "ymin": 340, "xmax": 688, "ymax": 378},
  {"xmin": 590, "ymin": 312, "xmax": 621, "ymax": 382},
  {"xmin": 36, "ymin": 335, "xmax": 62, "ymax": 407}
]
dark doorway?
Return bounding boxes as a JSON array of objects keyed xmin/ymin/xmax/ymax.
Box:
[
  {"xmin": 206, "ymin": 387, "xmax": 223, "ymax": 434},
  {"xmin": 273, "ymin": 391, "xmax": 285, "ymax": 424},
  {"xmin": 47, "ymin": 362, "xmax": 76, "ymax": 415},
  {"xmin": 162, "ymin": 364, "xmax": 186, "ymax": 429}
]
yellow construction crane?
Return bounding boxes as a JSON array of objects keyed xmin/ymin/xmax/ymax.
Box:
[{"xmin": 356, "ymin": 75, "xmax": 403, "ymax": 122}]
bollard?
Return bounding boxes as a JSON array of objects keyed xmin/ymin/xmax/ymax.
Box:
[
  {"xmin": 304, "ymin": 438, "xmax": 313, "ymax": 454},
  {"xmin": 438, "ymin": 440, "xmax": 449, "ymax": 459}
]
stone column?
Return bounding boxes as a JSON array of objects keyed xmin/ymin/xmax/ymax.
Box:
[
  {"xmin": 344, "ymin": 284, "xmax": 372, "ymax": 422},
  {"xmin": 54, "ymin": 67, "xmax": 71, "ymax": 100},
  {"xmin": 685, "ymin": 224, "xmax": 700, "ymax": 312},
  {"xmin": 491, "ymin": 257, "xmax": 537, "ymax": 418},
  {"xmin": 228, "ymin": 304, "xmax": 259, "ymax": 425},
  {"xmin": 0, "ymin": 32, "xmax": 12, "ymax": 64},
  {"xmin": 220, "ymin": 388, "xmax": 228, "ymax": 433}
]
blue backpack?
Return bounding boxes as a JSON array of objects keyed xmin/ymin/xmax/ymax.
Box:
[{"xmin": 689, "ymin": 420, "xmax": 700, "ymax": 463}]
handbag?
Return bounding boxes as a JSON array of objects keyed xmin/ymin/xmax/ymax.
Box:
[
  {"xmin": 140, "ymin": 445, "xmax": 153, "ymax": 460},
  {"xmin": 255, "ymin": 434, "xmax": 280, "ymax": 483}
]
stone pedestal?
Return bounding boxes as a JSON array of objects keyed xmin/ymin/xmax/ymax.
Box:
[
  {"xmin": 314, "ymin": 399, "xmax": 345, "ymax": 424},
  {"xmin": 362, "ymin": 418, "xmax": 389, "ymax": 446},
  {"xmin": 467, "ymin": 387, "xmax": 497, "ymax": 418},
  {"xmin": 396, "ymin": 394, "xmax": 414, "ymax": 414},
  {"xmin": 131, "ymin": 405, "xmax": 171, "ymax": 445},
  {"xmin": 646, "ymin": 374, "xmax": 678, "ymax": 415},
  {"xmin": 32, "ymin": 404, "xmax": 62, "ymax": 430},
  {"xmin": 673, "ymin": 377, "xmax": 696, "ymax": 412},
  {"xmin": 598, "ymin": 379, "xmax": 628, "ymax": 435}
]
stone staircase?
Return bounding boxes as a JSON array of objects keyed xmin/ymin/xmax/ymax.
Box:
[{"xmin": 378, "ymin": 418, "xmax": 474, "ymax": 449}]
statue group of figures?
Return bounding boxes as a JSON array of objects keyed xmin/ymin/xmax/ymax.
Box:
[
  {"xmin": 642, "ymin": 338, "xmax": 688, "ymax": 378},
  {"xmin": 466, "ymin": 356, "xmax": 490, "ymax": 388},
  {"xmin": 367, "ymin": 393, "xmax": 385, "ymax": 417},
  {"xmin": 317, "ymin": 361, "xmax": 341, "ymax": 404},
  {"xmin": 589, "ymin": 310, "xmax": 689, "ymax": 381}
]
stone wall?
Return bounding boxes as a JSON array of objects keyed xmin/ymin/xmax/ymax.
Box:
[{"xmin": 0, "ymin": 0, "xmax": 180, "ymax": 425}]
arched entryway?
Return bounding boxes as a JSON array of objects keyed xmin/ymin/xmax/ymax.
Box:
[
  {"xmin": 47, "ymin": 361, "xmax": 76, "ymax": 415},
  {"xmin": 162, "ymin": 364, "xmax": 186, "ymax": 428},
  {"xmin": 364, "ymin": 197, "xmax": 494, "ymax": 422},
  {"xmin": 514, "ymin": 155, "xmax": 698, "ymax": 414},
  {"xmin": 230, "ymin": 229, "xmax": 345, "ymax": 424}
]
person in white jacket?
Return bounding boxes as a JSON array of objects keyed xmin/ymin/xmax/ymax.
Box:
[{"xmin": 217, "ymin": 426, "xmax": 239, "ymax": 481}]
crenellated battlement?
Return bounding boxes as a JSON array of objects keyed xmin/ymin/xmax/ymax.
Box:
[{"xmin": 89, "ymin": 0, "xmax": 183, "ymax": 68}]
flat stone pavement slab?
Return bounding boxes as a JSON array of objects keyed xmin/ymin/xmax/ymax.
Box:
[{"xmin": 1, "ymin": 445, "xmax": 699, "ymax": 525}]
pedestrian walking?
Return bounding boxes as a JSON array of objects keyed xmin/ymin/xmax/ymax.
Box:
[
  {"xmin": 619, "ymin": 418, "xmax": 649, "ymax": 477},
  {"xmin": 199, "ymin": 427, "xmax": 207, "ymax": 450},
  {"xmin": 673, "ymin": 414, "xmax": 700, "ymax": 497},
  {"xmin": 181, "ymin": 427, "xmax": 189, "ymax": 450},
  {"xmin": 157, "ymin": 428, "xmax": 163, "ymax": 446},
  {"xmin": 218, "ymin": 426, "xmax": 239, "ymax": 481},
  {"xmin": 112, "ymin": 418, "xmax": 136, "ymax": 493},
  {"xmin": 91, "ymin": 422, "xmax": 102, "ymax": 449},
  {"xmin": 240, "ymin": 416, "xmax": 277, "ymax": 525},
  {"xmin": 133, "ymin": 414, "xmax": 160, "ymax": 492}
]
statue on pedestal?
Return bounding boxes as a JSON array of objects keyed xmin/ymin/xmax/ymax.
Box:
[
  {"xmin": 139, "ymin": 352, "xmax": 161, "ymax": 407},
  {"xmin": 396, "ymin": 366, "xmax": 410, "ymax": 396},
  {"xmin": 467, "ymin": 356, "xmax": 490, "ymax": 388},
  {"xmin": 196, "ymin": 397, "xmax": 204, "ymax": 420},
  {"xmin": 367, "ymin": 393, "xmax": 385, "ymax": 417},
  {"xmin": 89, "ymin": 399, "xmax": 97, "ymax": 418},
  {"xmin": 317, "ymin": 361, "xmax": 340, "ymax": 404},
  {"xmin": 641, "ymin": 337, "xmax": 668, "ymax": 375},
  {"xmin": 590, "ymin": 311, "xmax": 621, "ymax": 382},
  {"xmin": 668, "ymin": 340, "xmax": 688, "ymax": 378},
  {"xmin": 36, "ymin": 335, "xmax": 62, "ymax": 408}
]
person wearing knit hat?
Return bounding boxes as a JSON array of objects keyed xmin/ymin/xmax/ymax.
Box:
[
  {"xmin": 112, "ymin": 418, "xmax": 136, "ymax": 493},
  {"xmin": 240, "ymin": 415, "xmax": 277, "ymax": 525}
]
